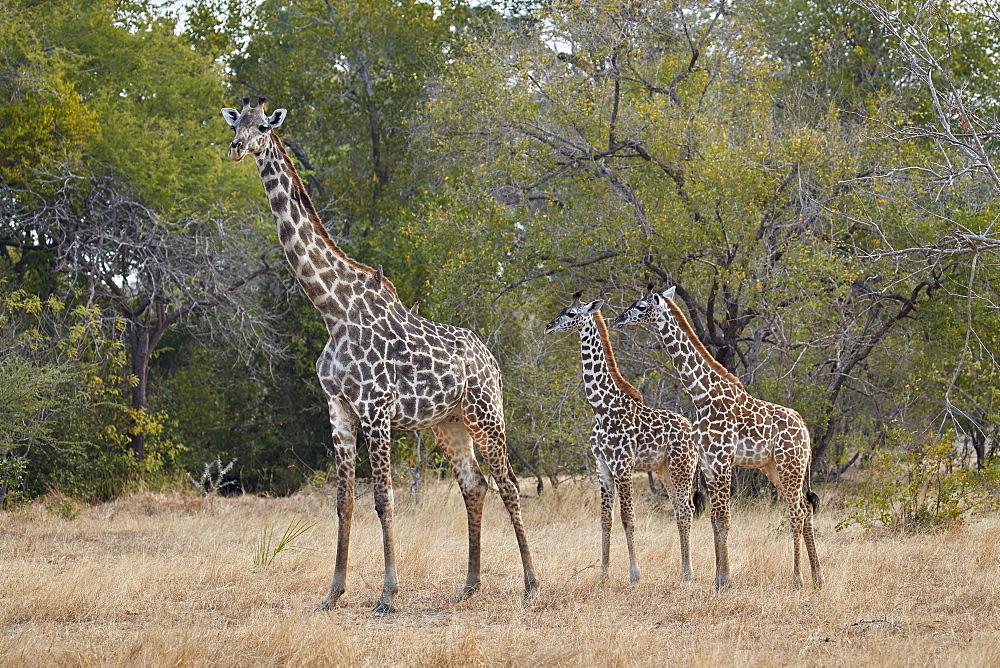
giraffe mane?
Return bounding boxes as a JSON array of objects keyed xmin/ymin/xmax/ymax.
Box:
[
  {"xmin": 664, "ymin": 298, "xmax": 744, "ymax": 389},
  {"xmin": 270, "ymin": 133, "xmax": 400, "ymax": 300},
  {"xmin": 593, "ymin": 311, "xmax": 644, "ymax": 403}
]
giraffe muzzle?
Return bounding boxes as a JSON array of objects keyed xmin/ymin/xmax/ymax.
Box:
[{"xmin": 229, "ymin": 141, "xmax": 246, "ymax": 162}]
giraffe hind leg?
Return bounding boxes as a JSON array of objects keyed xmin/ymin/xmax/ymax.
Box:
[
  {"xmin": 431, "ymin": 418, "xmax": 488, "ymax": 601},
  {"xmin": 364, "ymin": 411, "xmax": 399, "ymax": 613},
  {"xmin": 614, "ymin": 469, "xmax": 640, "ymax": 588},
  {"xmin": 663, "ymin": 459, "xmax": 697, "ymax": 585},
  {"xmin": 762, "ymin": 460, "xmax": 814, "ymax": 590},
  {"xmin": 803, "ymin": 494, "xmax": 823, "ymax": 587},
  {"xmin": 462, "ymin": 396, "xmax": 538, "ymax": 601}
]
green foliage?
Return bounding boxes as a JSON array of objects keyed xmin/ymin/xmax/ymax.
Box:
[
  {"xmin": 253, "ymin": 515, "xmax": 318, "ymax": 568},
  {"xmin": 3, "ymin": 0, "xmax": 999, "ymax": 502},
  {"xmin": 226, "ymin": 0, "xmax": 474, "ymax": 298},
  {"xmin": 0, "ymin": 456, "xmax": 27, "ymax": 507},
  {"xmin": 184, "ymin": 0, "xmax": 259, "ymax": 60},
  {"xmin": 839, "ymin": 428, "xmax": 1000, "ymax": 532},
  {"xmin": 153, "ymin": 296, "xmax": 333, "ymax": 495},
  {"xmin": 44, "ymin": 494, "xmax": 81, "ymax": 520},
  {"xmin": 0, "ymin": 284, "xmax": 131, "ymax": 500},
  {"xmin": 0, "ymin": 8, "xmax": 98, "ymax": 184}
]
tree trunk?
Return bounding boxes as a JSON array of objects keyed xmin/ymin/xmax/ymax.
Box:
[
  {"xmin": 971, "ymin": 426, "xmax": 987, "ymax": 470},
  {"xmin": 127, "ymin": 325, "xmax": 151, "ymax": 460}
]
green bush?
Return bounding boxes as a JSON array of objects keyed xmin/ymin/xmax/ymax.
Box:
[{"xmin": 839, "ymin": 427, "xmax": 1000, "ymax": 532}]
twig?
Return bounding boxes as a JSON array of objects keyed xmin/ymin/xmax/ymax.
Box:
[{"xmin": 844, "ymin": 618, "xmax": 906, "ymax": 631}]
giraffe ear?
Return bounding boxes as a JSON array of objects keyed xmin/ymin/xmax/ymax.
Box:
[
  {"xmin": 221, "ymin": 108, "xmax": 240, "ymax": 128},
  {"xmin": 662, "ymin": 286, "xmax": 676, "ymax": 301},
  {"xmin": 267, "ymin": 109, "xmax": 287, "ymax": 128},
  {"xmin": 585, "ymin": 300, "xmax": 603, "ymax": 314}
]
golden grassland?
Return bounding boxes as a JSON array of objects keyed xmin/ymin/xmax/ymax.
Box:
[{"xmin": 2, "ymin": 480, "xmax": 999, "ymax": 666}]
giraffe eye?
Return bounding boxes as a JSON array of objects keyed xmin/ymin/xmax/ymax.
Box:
[{"xmin": 258, "ymin": 124, "xmax": 269, "ymax": 132}]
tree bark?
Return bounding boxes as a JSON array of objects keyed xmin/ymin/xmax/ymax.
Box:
[{"xmin": 127, "ymin": 324, "xmax": 151, "ymax": 460}]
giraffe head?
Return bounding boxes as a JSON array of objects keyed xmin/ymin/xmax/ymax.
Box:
[
  {"xmin": 544, "ymin": 290, "xmax": 603, "ymax": 335},
  {"xmin": 612, "ymin": 284, "xmax": 675, "ymax": 328},
  {"xmin": 221, "ymin": 96, "xmax": 287, "ymax": 162}
]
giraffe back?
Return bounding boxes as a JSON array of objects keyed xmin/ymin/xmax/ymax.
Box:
[{"xmin": 318, "ymin": 291, "xmax": 503, "ymax": 431}]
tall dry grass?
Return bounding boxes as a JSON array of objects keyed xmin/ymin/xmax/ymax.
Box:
[{"xmin": 2, "ymin": 480, "xmax": 999, "ymax": 666}]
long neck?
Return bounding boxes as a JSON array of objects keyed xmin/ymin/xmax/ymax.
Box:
[
  {"xmin": 656, "ymin": 299, "xmax": 743, "ymax": 407},
  {"xmin": 253, "ymin": 135, "xmax": 397, "ymax": 326},
  {"xmin": 579, "ymin": 312, "xmax": 643, "ymax": 413}
]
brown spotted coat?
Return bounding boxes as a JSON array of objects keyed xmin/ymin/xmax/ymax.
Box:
[
  {"xmin": 613, "ymin": 286, "xmax": 822, "ymax": 590},
  {"xmin": 545, "ymin": 293, "xmax": 702, "ymax": 586}
]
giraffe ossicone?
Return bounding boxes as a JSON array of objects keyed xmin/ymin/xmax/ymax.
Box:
[
  {"xmin": 545, "ymin": 291, "xmax": 704, "ymax": 587},
  {"xmin": 222, "ymin": 98, "xmax": 537, "ymax": 612},
  {"xmin": 612, "ymin": 283, "xmax": 822, "ymax": 590}
]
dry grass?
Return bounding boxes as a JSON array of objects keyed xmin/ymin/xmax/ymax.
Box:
[{"xmin": 2, "ymin": 480, "xmax": 999, "ymax": 666}]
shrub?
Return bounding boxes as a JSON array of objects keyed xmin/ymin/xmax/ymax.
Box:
[{"xmin": 838, "ymin": 427, "xmax": 1000, "ymax": 532}]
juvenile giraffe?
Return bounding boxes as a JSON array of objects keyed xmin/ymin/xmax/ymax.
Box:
[
  {"xmin": 613, "ymin": 285, "xmax": 822, "ymax": 590},
  {"xmin": 545, "ymin": 292, "xmax": 705, "ymax": 586},
  {"xmin": 222, "ymin": 97, "xmax": 537, "ymax": 612}
]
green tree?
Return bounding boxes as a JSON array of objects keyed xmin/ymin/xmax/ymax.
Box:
[
  {"xmin": 223, "ymin": 0, "xmax": 477, "ymax": 295},
  {"xmin": 1, "ymin": 0, "xmax": 278, "ymax": 466},
  {"xmin": 415, "ymin": 0, "xmax": 969, "ymax": 476}
]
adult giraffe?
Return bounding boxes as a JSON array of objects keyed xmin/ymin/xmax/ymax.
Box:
[
  {"xmin": 545, "ymin": 292, "xmax": 704, "ymax": 586},
  {"xmin": 613, "ymin": 285, "xmax": 822, "ymax": 590},
  {"xmin": 222, "ymin": 97, "xmax": 537, "ymax": 612}
]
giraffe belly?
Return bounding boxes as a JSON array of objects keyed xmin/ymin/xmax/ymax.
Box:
[
  {"xmin": 632, "ymin": 433, "xmax": 666, "ymax": 472},
  {"xmin": 733, "ymin": 433, "xmax": 772, "ymax": 469},
  {"xmin": 389, "ymin": 357, "xmax": 465, "ymax": 430},
  {"xmin": 390, "ymin": 395, "xmax": 462, "ymax": 431}
]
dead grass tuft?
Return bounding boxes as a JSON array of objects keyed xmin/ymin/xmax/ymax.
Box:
[{"xmin": 2, "ymin": 479, "xmax": 999, "ymax": 665}]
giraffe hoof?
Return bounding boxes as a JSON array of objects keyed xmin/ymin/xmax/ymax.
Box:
[
  {"xmin": 458, "ymin": 582, "xmax": 481, "ymax": 602},
  {"xmin": 315, "ymin": 593, "xmax": 340, "ymax": 612},
  {"xmin": 372, "ymin": 602, "xmax": 397, "ymax": 614},
  {"xmin": 714, "ymin": 575, "xmax": 731, "ymax": 591}
]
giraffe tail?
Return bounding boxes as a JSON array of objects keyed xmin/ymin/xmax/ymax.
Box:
[
  {"xmin": 804, "ymin": 475, "xmax": 820, "ymax": 513},
  {"xmin": 692, "ymin": 489, "xmax": 707, "ymax": 518},
  {"xmin": 691, "ymin": 467, "xmax": 707, "ymax": 518}
]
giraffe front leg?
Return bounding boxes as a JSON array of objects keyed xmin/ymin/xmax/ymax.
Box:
[
  {"xmin": 596, "ymin": 458, "xmax": 614, "ymax": 581},
  {"xmin": 614, "ymin": 469, "xmax": 640, "ymax": 588},
  {"xmin": 705, "ymin": 465, "xmax": 733, "ymax": 591},
  {"xmin": 318, "ymin": 398, "xmax": 358, "ymax": 611},
  {"xmin": 366, "ymin": 412, "xmax": 399, "ymax": 613}
]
